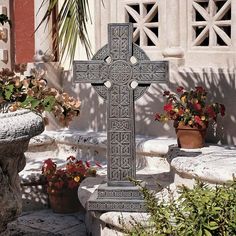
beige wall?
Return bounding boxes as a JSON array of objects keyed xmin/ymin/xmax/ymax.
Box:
[{"xmin": 51, "ymin": 0, "xmax": 236, "ymax": 145}]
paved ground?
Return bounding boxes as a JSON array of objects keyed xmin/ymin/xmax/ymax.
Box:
[{"xmin": 8, "ymin": 210, "xmax": 87, "ymax": 236}]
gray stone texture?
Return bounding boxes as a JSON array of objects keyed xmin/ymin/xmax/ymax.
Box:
[
  {"xmin": 8, "ymin": 210, "xmax": 87, "ymax": 236},
  {"xmin": 168, "ymin": 145, "xmax": 236, "ymax": 186},
  {"xmin": 74, "ymin": 23, "xmax": 168, "ymax": 211},
  {"xmin": 0, "ymin": 109, "xmax": 44, "ymax": 234}
]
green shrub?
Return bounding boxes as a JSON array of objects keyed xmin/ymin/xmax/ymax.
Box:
[{"xmin": 127, "ymin": 179, "xmax": 236, "ymax": 236}]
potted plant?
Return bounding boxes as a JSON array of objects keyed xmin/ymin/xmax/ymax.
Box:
[
  {"xmin": 155, "ymin": 86, "xmax": 225, "ymax": 149},
  {"xmin": 0, "ymin": 64, "xmax": 81, "ymax": 231},
  {"xmin": 0, "ymin": 65, "xmax": 81, "ymax": 125},
  {"xmin": 42, "ymin": 156, "xmax": 98, "ymax": 213}
]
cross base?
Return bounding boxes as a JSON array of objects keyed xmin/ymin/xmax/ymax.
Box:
[{"xmin": 87, "ymin": 183, "xmax": 146, "ymax": 212}]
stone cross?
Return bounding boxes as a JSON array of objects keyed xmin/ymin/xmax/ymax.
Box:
[{"xmin": 74, "ymin": 23, "xmax": 168, "ymax": 211}]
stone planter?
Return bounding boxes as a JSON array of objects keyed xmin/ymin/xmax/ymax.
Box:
[
  {"xmin": 175, "ymin": 124, "xmax": 207, "ymax": 149},
  {"xmin": 0, "ymin": 109, "xmax": 44, "ymax": 235}
]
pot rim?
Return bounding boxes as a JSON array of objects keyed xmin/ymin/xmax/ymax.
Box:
[{"xmin": 175, "ymin": 124, "xmax": 207, "ymax": 131}]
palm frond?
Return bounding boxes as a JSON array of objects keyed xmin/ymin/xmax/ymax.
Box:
[{"xmin": 37, "ymin": 0, "xmax": 92, "ymax": 65}]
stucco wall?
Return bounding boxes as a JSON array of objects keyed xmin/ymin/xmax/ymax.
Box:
[{"xmin": 35, "ymin": 0, "xmax": 236, "ymax": 145}]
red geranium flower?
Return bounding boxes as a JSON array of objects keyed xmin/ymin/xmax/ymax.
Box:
[
  {"xmin": 194, "ymin": 116, "xmax": 202, "ymax": 126},
  {"xmin": 163, "ymin": 91, "xmax": 170, "ymax": 96},
  {"xmin": 176, "ymin": 86, "xmax": 184, "ymax": 93},
  {"xmin": 164, "ymin": 103, "xmax": 173, "ymax": 112},
  {"xmin": 41, "ymin": 156, "xmax": 100, "ymax": 192},
  {"xmin": 193, "ymin": 103, "xmax": 202, "ymax": 111},
  {"xmin": 155, "ymin": 86, "xmax": 225, "ymax": 129},
  {"xmin": 95, "ymin": 161, "xmax": 102, "ymax": 168},
  {"xmin": 207, "ymin": 106, "xmax": 216, "ymax": 118},
  {"xmin": 68, "ymin": 180, "xmax": 78, "ymax": 189},
  {"xmin": 220, "ymin": 104, "xmax": 225, "ymax": 116},
  {"xmin": 195, "ymin": 86, "xmax": 205, "ymax": 93},
  {"xmin": 178, "ymin": 108, "xmax": 184, "ymax": 115},
  {"xmin": 85, "ymin": 161, "xmax": 91, "ymax": 168}
]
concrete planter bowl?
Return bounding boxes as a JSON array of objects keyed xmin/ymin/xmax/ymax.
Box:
[{"xmin": 0, "ymin": 109, "xmax": 44, "ymax": 235}]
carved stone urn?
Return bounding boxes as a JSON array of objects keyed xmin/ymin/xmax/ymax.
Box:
[{"xmin": 0, "ymin": 109, "xmax": 44, "ymax": 235}]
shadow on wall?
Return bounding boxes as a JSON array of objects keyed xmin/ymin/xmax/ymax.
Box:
[
  {"xmin": 62, "ymin": 70, "xmax": 107, "ymax": 132},
  {"xmin": 62, "ymin": 67, "xmax": 236, "ymax": 145},
  {"xmin": 135, "ymin": 66, "xmax": 236, "ymax": 145}
]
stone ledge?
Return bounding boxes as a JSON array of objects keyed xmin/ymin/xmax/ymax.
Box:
[
  {"xmin": 25, "ymin": 130, "xmax": 175, "ymax": 180},
  {"xmin": 78, "ymin": 176, "xmax": 176, "ymax": 236},
  {"xmin": 168, "ymin": 145, "xmax": 236, "ymax": 185},
  {"xmin": 29, "ymin": 133, "xmax": 54, "ymax": 147},
  {"xmin": 77, "ymin": 143, "xmax": 236, "ymax": 235},
  {"xmin": 29, "ymin": 129, "xmax": 177, "ymax": 157},
  {"xmin": 23, "ymin": 131, "xmax": 175, "ymax": 212}
]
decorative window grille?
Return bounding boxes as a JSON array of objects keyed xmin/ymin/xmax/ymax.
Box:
[
  {"xmin": 191, "ymin": 0, "xmax": 231, "ymax": 47},
  {"xmin": 124, "ymin": 0, "xmax": 159, "ymax": 47}
]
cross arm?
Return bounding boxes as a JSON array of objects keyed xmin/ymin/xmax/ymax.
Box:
[
  {"xmin": 132, "ymin": 61, "xmax": 168, "ymax": 84},
  {"xmin": 73, "ymin": 60, "xmax": 108, "ymax": 84}
]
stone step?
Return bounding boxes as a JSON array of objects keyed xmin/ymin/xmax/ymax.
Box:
[
  {"xmin": 78, "ymin": 143, "xmax": 236, "ymax": 236},
  {"xmin": 167, "ymin": 145, "xmax": 236, "ymax": 187},
  {"xmin": 21, "ymin": 130, "xmax": 176, "ymax": 211},
  {"xmin": 23, "ymin": 129, "xmax": 176, "ymax": 182}
]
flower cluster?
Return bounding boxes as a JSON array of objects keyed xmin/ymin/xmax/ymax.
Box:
[
  {"xmin": 155, "ymin": 86, "xmax": 225, "ymax": 128},
  {"xmin": 42, "ymin": 156, "xmax": 99, "ymax": 192},
  {"xmin": 0, "ymin": 65, "xmax": 81, "ymax": 126}
]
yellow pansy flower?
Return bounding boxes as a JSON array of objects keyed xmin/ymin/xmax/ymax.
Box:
[
  {"xmin": 74, "ymin": 176, "xmax": 80, "ymax": 182},
  {"xmin": 181, "ymin": 96, "xmax": 186, "ymax": 103}
]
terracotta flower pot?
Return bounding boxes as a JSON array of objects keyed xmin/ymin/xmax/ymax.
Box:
[
  {"xmin": 48, "ymin": 187, "xmax": 83, "ymax": 213},
  {"xmin": 175, "ymin": 123, "xmax": 207, "ymax": 149}
]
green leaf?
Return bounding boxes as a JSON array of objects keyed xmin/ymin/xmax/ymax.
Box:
[
  {"xmin": 20, "ymin": 96, "xmax": 34, "ymax": 107},
  {"xmin": 36, "ymin": 0, "xmax": 91, "ymax": 66},
  {"xmin": 197, "ymin": 228, "xmax": 203, "ymax": 236},
  {"xmin": 43, "ymin": 96, "xmax": 56, "ymax": 112},
  {"xmin": 5, "ymin": 84, "xmax": 14, "ymax": 100},
  {"xmin": 203, "ymin": 229, "xmax": 212, "ymax": 236},
  {"xmin": 30, "ymin": 99, "xmax": 41, "ymax": 109}
]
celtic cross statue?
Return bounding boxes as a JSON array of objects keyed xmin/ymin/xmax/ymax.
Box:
[{"xmin": 74, "ymin": 23, "xmax": 168, "ymax": 211}]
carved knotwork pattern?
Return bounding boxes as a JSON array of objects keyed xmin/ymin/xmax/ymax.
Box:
[
  {"xmin": 88, "ymin": 201, "xmax": 145, "ymax": 211},
  {"xmin": 124, "ymin": 0, "xmax": 159, "ymax": 47},
  {"xmin": 191, "ymin": 0, "xmax": 231, "ymax": 47},
  {"xmin": 110, "ymin": 158, "xmax": 133, "ymax": 181},
  {"xmin": 133, "ymin": 43, "xmax": 149, "ymax": 60},
  {"xmin": 133, "ymin": 62, "xmax": 167, "ymax": 83},
  {"xmin": 90, "ymin": 45, "xmax": 110, "ymax": 99},
  {"xmin": 109, "ymin": 24, "xmax": 132, "ymax": 60},
  {"xmin": 109, "ymin": 128, "xmax": 133, "ymax": 181},
  {"xmin": 92, "ymin": 45, "xmax": 109, "ymax": 60},
  {"xmin": 91, "ymin": 84, "xmax": 107, "ymax": 100},
  {"xmin": 89, "ymin": 43, "xmax": 151, "ymax": 100},
  {"xmin": 98, "ymin": 189, "xmax": 142, "ymax": 199},
  {"xmin": 110, "ymin": 119, "xmax": 131, "ymax": 131},
  {"xmin": 109, "ymin": 61, "xmax": 132, "ymax": 85},
  {"xmin": 74, "ymin": 62, "xmax": 108, "ymax": 83},
  {"xmin": 73, "ymin": 23, "xmax": 168, "ymax": 185},
  {"xmin": 109, "ymin": 85, "xmax": 131, "ymax": 118}
]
